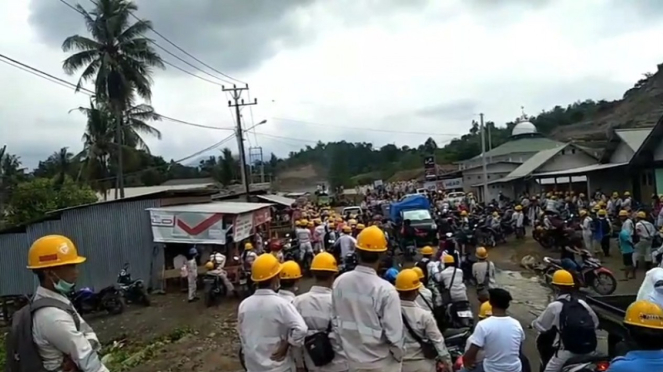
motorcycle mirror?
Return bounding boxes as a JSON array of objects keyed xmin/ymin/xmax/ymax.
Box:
[{"xmin": 233, "ymin": 256, "xmax": 240, "ymax": 260}]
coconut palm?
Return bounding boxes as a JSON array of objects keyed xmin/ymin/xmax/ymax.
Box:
[{"xmin": 61, "ymin": 0, "xmax": 164, "ymax": 198}]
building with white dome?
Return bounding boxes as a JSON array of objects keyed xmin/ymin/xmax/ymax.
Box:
[{"xmin": 457, "ymin": 112, "xmax": 601, "ymax": 201}]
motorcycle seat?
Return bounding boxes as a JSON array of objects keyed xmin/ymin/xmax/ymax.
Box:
[
  {"xmin": 443, "ymin": 327, "xmax": 470, "ymax": 338},
  {"xmin": 546, "ymin": 258, "xmax": 563, "ymax": 266},
  {"xmin": 564, "ymin": 353, "xmax": 609, "ymax": 366}
]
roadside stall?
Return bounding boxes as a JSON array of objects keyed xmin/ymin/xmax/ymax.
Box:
[
  {"xmin": 257, "ymin": 194, "xmax": 297, "ymax": 238},
  {"xmin": 146, "ymin": 201, "xmax": 272, "ymax": 290}
]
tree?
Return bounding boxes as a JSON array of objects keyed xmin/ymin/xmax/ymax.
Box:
[
  {"xmin": 328, "ymin": 147, "xmax": 351, "ymax": 190},
  {"xmin": 5, "ymin": 177, "xmax": 98, "ymax": 226},
  {"xmin": 34, "ymin": 148, "xmax": 76, "ymax": 189},
  {"xmin": 62, "ymin": 0, "xmax": 164, "ymax": 198},
  {"xmin": 219, "ymin": 148, "xmax": 238, "ymax": 186}
]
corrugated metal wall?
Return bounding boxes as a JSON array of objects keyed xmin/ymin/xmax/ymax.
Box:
[
  {"xmin": 59, "ymin": 199, "xmax": 160, "ymax": 291},
  {"xmin": 0, "ymin": 199, "xmax": 164, "ymax": 296}
]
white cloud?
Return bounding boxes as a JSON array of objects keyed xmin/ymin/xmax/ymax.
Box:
[{"xmin": 2, "ymin": 0, "xmax": 663, "ymax": 169}]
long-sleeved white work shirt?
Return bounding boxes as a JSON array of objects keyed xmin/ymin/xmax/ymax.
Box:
[
  {"xmin": 32, "ymin": 286, "xmax": 108, "ymax": 372},
  {"xmin": 238, "ymin": 289, "xmax": 308, "ymax": 372},
  {"xmin": 436, "ymin": 266, "xmax": 468, "ymax": 303},
  {"xmin": 278, "ymin": 289, "xmax": 297, "ymax": 303},
  {"xmin": 415, "ymin": 286, "xmax": 434, "ymax": 312},
  {"xmin": 292, "ymin": 286, "xmax": 349, "ymax": 372},
  {"xmin": 401, "ymin": 300, "xmax": 451, "ymax": 368},
  {"xmin": 336, "ymin": 234, "xmax": 357, "ymax": 257},
  {"xmin": 471, "ymin": 261, "xmax": 497, "ymax": 289},
  {"xmin": 332, "ymin": 265, "xmax": 404, "ymax": 370}
]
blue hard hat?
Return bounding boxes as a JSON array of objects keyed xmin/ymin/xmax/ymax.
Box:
[{"xmin": 189, "ymin": 247, "xmax": 198, "ymax": 256}]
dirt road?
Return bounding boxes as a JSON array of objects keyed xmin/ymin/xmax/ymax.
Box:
[{"xmin": 88, "ymin": 236, "xmax": 644, "ymax": 371}]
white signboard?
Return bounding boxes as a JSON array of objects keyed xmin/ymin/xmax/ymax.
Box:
[
  {"xmin": 423, "ymin": 181, "xmax": 437, "ymax": 190},
  {"xmin": 233, "ymin": 212, "xmax": 254, "ymax": 242},
  {"xmin": 441, "ymin": 177, "xmax": 463, "ymax": 190},
  {"xmin": 149, "ymin": 210, "xmax": 227, "ymax": 244},
  {"xmin": 373, "ymin": 179, "xmax": 383, "ymax": 187}
]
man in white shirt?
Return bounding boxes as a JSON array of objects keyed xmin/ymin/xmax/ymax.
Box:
[
  {"xmin": 464, "ymin": 288, "xmax": 525, "ymax": 372},
  {"xmin": 335, "ymin": 226, "xmax": 357, "ymax": 258},
  {"xmin": 238, "ymin": 254, "xmax": 308, "ymax": 372},
  {"xmin": 635, "ymin": 211, "xmax": 656, "ymax": 271},
  {"xmin": 296, "ymin": 222, "xmax": 314, "ymax": 262},
  {"xmin": 435, "ymin": 255, "xmax": 468, "ymax": 304}
]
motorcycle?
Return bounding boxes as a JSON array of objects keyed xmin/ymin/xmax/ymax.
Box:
[
  {"xmin": 236, "ymin": 266, "xmax": 253, "ymax": 299},
  {"xmin": 537, "ymin": 329, "xmax": 610, "ymax": 372},
  {"xmin": 441, "ymin": 328, "xmax": 472, "ymax": 371},
  {"xmin": 283, "ymin": 235, "xmax": 299, "ymax": 262},
  {"xmin": 447, "ymin": 301, "xmax": 474, "ymax": 329},
  {"xmin": 339, "ymin": 252, "xmax": 358, "ymax": 275},
  {"xmin": 542, "ymin": 251, "xmax": 617, "ymax": 295},
  {"xmin": 117, "ymin": 263, "xmax": 150, "ymax": 306},
  {"xmin": 69, "ymin": 285, "xmax": 124, "ymax": 315},
  {"xmin": 203, "ymin": 272, "xmax": 227, "ymax": 307}
]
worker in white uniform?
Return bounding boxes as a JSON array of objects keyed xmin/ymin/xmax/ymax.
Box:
[
  {"xmin": 332, "ymin": 225, "xmax": 404, "ymax": 372},
  {"xmin": 411, "ymin": 267, "xmax": 434, "ymax": 312},
  {"xmin": 279, "ymin": 261, "xmax": 302, "ymax": 303},
  {"xmin": 396, "ymin": 269, "xmax": 452, "ymax": 372},
  {"xmin": 186, "ymin": 247, "xmax": 199, "ymax": 302},
  {"xmin": 472, "ymin": 247, "xmax": 497, "ymax": 302},
  {"xmin": 436, "ymin": 255, "xmax": 468, "ymax": 303},
  {"xmin": 296, "ymin": 221, "xmax": 314, "ymax": 262},
  {"xmin": 293, "ymin": 252, "xmax": 349, "ymax": 372},
  {"xmin": 28, "ymin": 235, "xmax": 109, "ymax": 372},
  {"xmin": 579, "ymin": 210, "xmax": 593, "ymax": 252},
  {"xmin": 314, "ymin": 219, "xmax": 326, "ymax": 253},
  {"xmin": 238, "ymin": 253, "xmax": 308, "ymax": 372},
  {"xmin": 335, "ymin": 225, "xmax": 357, "ymax": 258}
]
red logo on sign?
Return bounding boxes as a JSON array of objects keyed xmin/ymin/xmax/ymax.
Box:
[{"xmin": 176, "ymin": 214, "xmax": 223, "ymax": 235}]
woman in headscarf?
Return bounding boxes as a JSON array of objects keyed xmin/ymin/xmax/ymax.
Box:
[{"xmin": 636, "ymin": 267, "xmax": 663, "ymax": 308}]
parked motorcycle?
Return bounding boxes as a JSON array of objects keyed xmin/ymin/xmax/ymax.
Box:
[
  {"xmin": 236, "ymin": 267, "xmax": 253, "ymax": 299},
  {"xmin": 203, "ymin": 272, "xmax": 227, "ymax": 307},
  {"xmin": 70, "ymin": 285, "xmax": 124, "ymax": 315},
  {"xmin": 542, "ymin": 251, "xmax": 617, "ymax": 295},
  {"xmin": 537, "ymin": 329, "xmax": 610, "ymax": 372},
  {"xmin": 447, "ymin": 301, "xmax": 474, "ymax": 329},
  {"xmin": 339, "ymin": 252, "xmax": 358, "ymax": 275},
  {"xmin": 117, "ymin": 263, "xmax": 150, "ymax": 306}
]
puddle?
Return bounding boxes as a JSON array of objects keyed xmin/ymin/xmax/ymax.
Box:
[{"xmin": 496, "ymin": 269, "xmax": 553, "ymax": 319}]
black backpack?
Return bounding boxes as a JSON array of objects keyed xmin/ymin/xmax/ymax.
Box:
[
  {"xmin": 558, "ymin": 297, "xmax": 597, "ymax": 354},
  {"xmin": 5, "ymin": 297, "xmax": 81, "ymax": 372},
  {"xmin": 303, "ymin": 321, "xmax": 335, "ymax": 367},
  {"xmin": 415, "ymin": 260, "xmax": 429, "ymax": 284}
]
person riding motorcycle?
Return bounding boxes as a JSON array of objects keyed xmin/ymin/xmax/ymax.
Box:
[
  {"xmin": 411, "ymin": 266, "xmax": 434, "ymax": 313},
  {"xmin": 531, "ymin": 270, "xmax": 599, "ymax": 372},
  {"xmin": 415, "ymin": 246, "xmax": 435, "ymax": 285},
  {"xmin": 606, "ymin": 300, "xmax": 663, "ymax": 371},
  {"xmin": 296, "ymin": 220, "xmax": 314, "ymax": 263},
  {"xmin": 241, "ymin": 242, "xmax": 258, "ymax": 271},
  {"xmin": 332, "ymin": 225, "xmax": 356, "ymax": 261},
  {"xmin": 313, "ymin": 219, "xmax": 326, "ymax": 253},
  {"xmin": 207, "ymin": 251, "xmax": 235, "ymax": 295},
  {"xmin": 435, "ymin": 255, "xmax": 468, "ymax": 327}
]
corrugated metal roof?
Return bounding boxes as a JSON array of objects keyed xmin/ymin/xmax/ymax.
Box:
[
  {"xmin": 161, "ymin": 178, "xmax": 216, "ymax": 186},
  {"xmin": 532, "ymin": 162, "xmax": 627, "ymax": 177},
  {"xmin": 465, "ymin": 136, "xmax": 564, "ymax": 161},
  {"xmin": 257, "ymin": 194, "xmax": 296, "ymax": 206},
  {"xmin": 98, "ymin": 183, "xmax": 217, "ymax": 202},
  {"xmin": 615, "ymin": 128, "xmax": 652, "ymax": 152},
  {"xmin": 148, "ymin": 201, "xmax": 273, "ymax": 214},
  {"xmin": 504, "ymin": 144, "xmax": 569, "ymax": 180}
]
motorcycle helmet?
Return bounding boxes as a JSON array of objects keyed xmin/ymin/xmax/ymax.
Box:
[
  {"xmin": 205, "ymin": 261, "xmax": 215, "ymax": 270},
  {"xmin": 188, "ymin": 247, "xmax": 198, "ymax": 256}
]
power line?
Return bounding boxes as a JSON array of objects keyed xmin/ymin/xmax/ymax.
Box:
[
  {"xmin": 272, "ymin": 117, "xmax": 463, "ymax": 137},
  {"xmin": 254, "ymin": 132, "xmax": 318, "ymax": 144},
  {"xmin": 0, "ymin": 52, "xmax": 234, "ymax": 131},
  {"xmin": 89, "ymin": 133, "xmax": 236, "ymax": 183}
]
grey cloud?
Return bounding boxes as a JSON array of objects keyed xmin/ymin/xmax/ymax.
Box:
[
  {"xmin": 411, "ymin": 100, "xmax": 478, "ymax": 120},
  {"xmin": 28, "ymin": 0, "xmax": 431, "ymax": 77}
]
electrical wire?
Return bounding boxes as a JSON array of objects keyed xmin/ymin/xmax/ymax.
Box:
[{"xmin": 0, "ymin": 52, "xmax": 233, "ymax": 131}]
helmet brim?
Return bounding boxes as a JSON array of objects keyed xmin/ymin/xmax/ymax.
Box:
[{"xmin": 27, "ymin": 255, "xmax": 86, "ymax": 269}]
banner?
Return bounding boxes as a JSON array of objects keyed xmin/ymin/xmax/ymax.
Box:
[
  {"xmin": 149, "ymin": 210, "xmax": 227, "ymax": 244},
  {"xmin": 423, "ymin": 155, "xmax": 436, "ymax": 180},
  {"xmin": 233, "ymin": 212, "xmax": 254, "ymax": 242},
  {"xmin": 440, "ymin": 177, "xmax": 463, "ymax": 190}
]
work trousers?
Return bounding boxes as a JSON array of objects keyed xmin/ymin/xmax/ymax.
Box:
[
  {"xmin": 402, "ymin": 359, "xmax": 436, "ymax": 372},
  {"xmin": 544, "ymin": 349, "xmax": 582, "ymax": 372}
]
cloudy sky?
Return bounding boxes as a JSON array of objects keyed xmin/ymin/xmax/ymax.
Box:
[{"xmin": 2, "ymin": 0, "xmax": 663, "ymax": 169}]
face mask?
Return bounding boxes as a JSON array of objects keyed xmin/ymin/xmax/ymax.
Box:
[{"xmin": 52, "ymin": 274, "xmax": 76, "ymax": 294}]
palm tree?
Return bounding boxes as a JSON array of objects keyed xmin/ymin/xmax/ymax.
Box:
[
  {"xmin": 72, "ymin": 98, "xmax": 162, "ymax": 199},
  {"xmin": 61, "ymin": 0, "xmax": 164, "ymax": 198}
]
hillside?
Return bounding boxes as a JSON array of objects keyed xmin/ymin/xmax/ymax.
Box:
[{"xmin": 275, "ymin": 63, "xmax": 663, "ymax": 187}]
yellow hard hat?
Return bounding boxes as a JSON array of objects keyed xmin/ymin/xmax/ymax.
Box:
[
  {"xmin": 355, "ymin": 226, "xmax": 387, "ymax": 252},
  {"xmin": 478, "ymin": 301, "xmax": 493, "ymax": 319},
  {"xmin": 623, "ymin": 300, "xmax": 663, "ymax": 330},
  {"xmin": 356, "ymin": 223, "xmax": 365, "ymax": 230},
  {"xmin": 475, "ymin": 247, "xmax": 488, "ymax": 259},
  {"xmin": 579, "ymin": 209, "xmax": 587, "ymax": 216},
  {"xmin": 307, "ymin": 221, "xmax": 314, "ymax": 227},
  {"xmin": 348, "ymin": 219, "xmax": 357, "ymax": 226},
  {"xmin": 342, "ymin": 225, "xmax": 352, "ymax": 233},
  {"xmin": 245, "ymin": 242, "xmax": 254, "ymax": 250},
  {"xmin": 411, "ymin": 266, "xmax": 425, "ymax": 279},
  {"xmin": 598, "ymin": 209, "xmax": 607, "ymax": 216},
  {"xmin": 515, "ymin": 205, "xmax": 522, "ymax": 211},
  {"xmin": 329, "ymin": 222, "xmax": 336, "ymax": 229},
  {"xmin": 300, "ymin": 219, "xmax": 309, "ymax": 226},
  {"xmin": 27, "ymin": 235, "xmax": 86, "ymax": 269},
  {"xmin": 612, "ymin": 192, "xmax": 619, "ymax": 198},
  {"xmin": 619, "ymin": 210, "xmax": 629, "ymax": 217},
  {"xmin": 394, "ymin": 269, "xmax": 422, "ymax": 292},
  {"xmin": 637, "ymin": 211, "xmax": 646, "ymax": 219},
  {"xmin": 251, "ymin": 253, "xmax": 282, "ymax": 282},
  {"xmin": 205, "ymin": 261, "xmax": 215, "ymax": 270},
  {"xmin": 551, "ymin": 269, "xmax": 575, "ymax": 286},
  {"xmin": 280, "ymin": 260, "xmax": 303, "ymax": 280},
  {"xmin": 460, "ymin": 211, "xmax": 468, "ymax": 217},
  {"xmin": 579, "ymin": 193, "xmax": 585, "ymax": 197},
  {"xmin": 624, "ymin": 191, "xmax": 631, "ymax": 197},
  {"xmin": 311, "ymin": 252, "xmax": 338, "ymax": 272},
  {"xmin": 492, "ymin": 211, "xmax": 498, "ymax": 217},
  {"xmin": 336, "ymin": 217, "xmax": 343, "ymax": 222},
  {"xmin": 443, "ymin": 254, "xmax": 455, "ymax": 264},
  {"xmin": 420, "ymin": 246, "xmax": 434, "ymax": 256}
]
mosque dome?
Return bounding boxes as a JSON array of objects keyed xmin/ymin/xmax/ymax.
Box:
[{"xmin": 511, "ymin": 121, "xmax": 537, "ymax": 136}]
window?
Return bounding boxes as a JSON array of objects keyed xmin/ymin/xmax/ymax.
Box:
[
  {"xmin": 478, "ymin": 175, "xmax": 482, "ymax": 180},
  {"xmin": 561, "ymin": 149, "xmax": 565, "ymax": 155},
  {"xmin": 402, "ymin": 209, "xmax": 432, "ymax": 221},
  {"xmin": 571, "ymin": 148, "xmax": 576, "ymax": 154},
  {"xmin": 488, "ymin": 175, "xmax": 491, "ymax": 179}
]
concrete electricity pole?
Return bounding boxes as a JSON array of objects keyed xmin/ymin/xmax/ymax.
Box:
[
  {"xmin": 480, "ymin": 113, "xmax": 489, "ymax": 203},
  {"xmin": 222, "ymin": 84, "xmax": 256, "ymax": 197}
]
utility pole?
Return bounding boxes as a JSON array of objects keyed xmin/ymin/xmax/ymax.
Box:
[
  {"xmin": 480, "ymin": 113, "xmax": 488, "ymax": 203},
  {"xmin": 223, "ymin": 85, "xmax": 256, "ymax": 197}
]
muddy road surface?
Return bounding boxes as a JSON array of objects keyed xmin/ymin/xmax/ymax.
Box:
[{"xmin": 87, "ymin": 237, "xmax": 643, "ymax": 371}]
